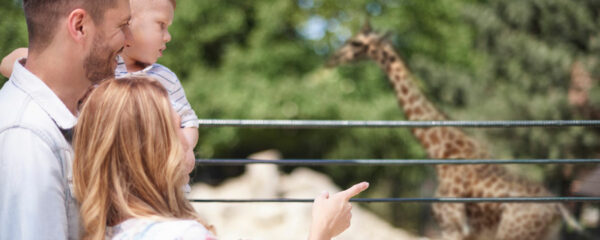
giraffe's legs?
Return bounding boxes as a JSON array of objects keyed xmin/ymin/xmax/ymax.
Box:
[
  {"xmin": 495, "ymin": 203, "xmax": 556, "ymax": 240},
  {"xmin": 432, "ymin": 202, "xmax": 470, "ymax": 240}
]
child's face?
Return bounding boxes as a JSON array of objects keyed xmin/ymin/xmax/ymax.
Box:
[{"xmin": 123, "ymin": 0, "xmax": 174, "ymax": 66}]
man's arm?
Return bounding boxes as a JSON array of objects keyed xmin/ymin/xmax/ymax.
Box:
[
  {"xmin": 0, "ymin": 48, "xmax": 28, "ymax": 78},
  {"xmin": 0, "ymin": 128, "xmax": 69, "ymax": 240}
]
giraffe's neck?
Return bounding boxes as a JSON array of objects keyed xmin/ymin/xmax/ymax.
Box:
[
  {"xmin": 368, "ymin": 43, "xmax": 446, "ymax": 122},
  {"xmin": 366, "ymin": 42, "xmax": 487, "ymax": 160}
]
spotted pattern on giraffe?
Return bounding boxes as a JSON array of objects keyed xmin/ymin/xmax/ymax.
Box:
[{"xmin": 327, "ymin": 22, "xmax": 573, "ymax": 240}]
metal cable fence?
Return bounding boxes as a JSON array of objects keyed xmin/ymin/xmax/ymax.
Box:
[
  {"xmin": 198, "ymin": 119, "xmax": 600, "ymax": 128},
  {"xmin": 196, "ymin": 158, "xmax": 600, "ymax": 166},
  {"xmin": 190, "ymin": 119, "xmax": 600, "ymax": 203},
  {"xmin": 189, "ymin": 197, "xmax": 600, "ymax": 203}
]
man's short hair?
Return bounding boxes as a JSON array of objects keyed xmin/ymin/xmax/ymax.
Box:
[{"xmin": 23, "ymin": 0, "xmax": 119, "ymax": 52}]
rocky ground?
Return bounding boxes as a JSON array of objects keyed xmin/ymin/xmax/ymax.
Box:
[{"xmin": 189, "ymin": 150, "xmax": 428, "ymax": 240}]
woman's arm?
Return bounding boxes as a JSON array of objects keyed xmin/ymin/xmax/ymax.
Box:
[{"xmin": 308, "ymin": 182, "xmax": 369, "ymax": 240}]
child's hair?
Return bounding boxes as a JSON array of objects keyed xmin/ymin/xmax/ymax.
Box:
[
  {"xmin": 139, "ymin": 0, "xmax": 176, "ymax": 8},
  {"xmin": 73, "ymin": 77, "xmax": 211, "ymax": 240}
]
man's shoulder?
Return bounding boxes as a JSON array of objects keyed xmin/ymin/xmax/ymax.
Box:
[
  {"xmin": 0, "ymin": 81, "xmax": 63, "ymax": 144},
  {"xmin": 0, "ymin": 78, "xmax": 24, "ymax": 103}
]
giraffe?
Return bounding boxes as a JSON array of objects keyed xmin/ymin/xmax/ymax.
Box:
[
  {"xmin": 566, "ymin": 61, "xmax": 597, "ymax": 187},
  {"xmin": 327, "ymin": 23, "xmax": 572, "ymax": 240},
  {"xmin": 567, "ymin": 61, "xmax": 600, "ymax": 230},
  {"xmin": 569, "ymin": 61, "xmax": 600, "ymax": 119}
]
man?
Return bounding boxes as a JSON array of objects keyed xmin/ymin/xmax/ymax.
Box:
[{"xmin": 0, "ymin": 0, "xmax": 131, "ymax": 239}]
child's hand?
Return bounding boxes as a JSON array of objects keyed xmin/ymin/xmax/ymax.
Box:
[
  {"xmin": 309, "ymin": 182, "xmax": 369, "ymax": 240},
  {"xmin": 1, "ymin": 48, "xmax": 28, "ymax": 78}
]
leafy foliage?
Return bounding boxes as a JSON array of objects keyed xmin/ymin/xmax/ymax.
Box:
[
  {"xmin": 1, "ymin": 0, "xmax": 599, "ymax": 235},
  {"xmin": 0, "ymin": 0, "xmax": 27, "ymax": 85}
]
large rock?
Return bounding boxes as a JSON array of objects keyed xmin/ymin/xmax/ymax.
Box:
[{"xmin": 189, "ymin": 150, "xmax": 427, "ymax": 240}]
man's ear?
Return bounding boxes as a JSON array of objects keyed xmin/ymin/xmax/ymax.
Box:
[{"xmin": 66, "ymin": 9, "xmax": 91, "ymax": 43}]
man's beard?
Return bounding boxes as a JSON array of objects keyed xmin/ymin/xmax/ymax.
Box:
[{"xmin": 83, "ymin": 34, "xmax": 121, "ymax": 84}]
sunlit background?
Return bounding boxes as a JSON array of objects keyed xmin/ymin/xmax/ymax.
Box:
[{"xmin": 2, "ymin": 0, "xmax": 600, "ymax": 238}]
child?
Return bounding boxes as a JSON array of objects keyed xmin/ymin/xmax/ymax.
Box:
[
  {"xmin": 0, "ymin": 0, "xmax": 199, "ymax": 173},
  {"xmin": 117, "ymin": 0, "xmax": 199, "ymax": 174}
]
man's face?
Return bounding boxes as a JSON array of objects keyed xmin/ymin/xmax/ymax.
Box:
[{"xmin": 83, "ymin": 0, "xmax": 131, "ymax": 83}]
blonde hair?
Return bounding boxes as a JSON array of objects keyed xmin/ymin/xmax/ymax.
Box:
[{"xmin": 73, "ymin": 77, "xmax": 210, "ymax": 240}]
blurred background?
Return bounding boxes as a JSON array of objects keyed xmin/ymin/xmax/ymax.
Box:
[{"xmin": 2, "ymin": 0, "xmax": 600, "ymax": 238}]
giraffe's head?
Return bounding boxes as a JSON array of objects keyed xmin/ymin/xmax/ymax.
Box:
[{"xmin": 326, "ymin": 22, "xmax": 390, "ymax": 67}]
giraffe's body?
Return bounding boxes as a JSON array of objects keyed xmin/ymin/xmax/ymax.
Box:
[{"xmin": 328, "ymin": 24, "xmax": 563, "ymax": 240}]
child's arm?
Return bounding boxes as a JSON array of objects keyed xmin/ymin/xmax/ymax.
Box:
[
  {"xmin": 182, "ymin": 127, "xmax": 198, "ymax": 173},
  {"xmin": 182, "ymin": 127, "xmax": 199, "ymax": 148},
  {"xmin": 1, "ymin": 48, "xmax": 28, "ymax": 78}
]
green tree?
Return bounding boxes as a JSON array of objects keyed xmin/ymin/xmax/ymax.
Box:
[
  {"xmin": 0, "ymin": 0, "xmax": 27, "ymax": 84},
  {"xmin": 1, "ymin": 0, "xmax": 598, "ymax": 236}
]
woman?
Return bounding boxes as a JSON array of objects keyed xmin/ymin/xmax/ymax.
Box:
[{"xmin": 73, "ymin": 77, "xmax": 368, "ymax": 240}]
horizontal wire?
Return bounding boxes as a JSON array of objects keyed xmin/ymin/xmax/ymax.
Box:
[
  {"xmin": 196, "ymin": 158, "xmax": 600, "ymax": 166},
  {"xmin": 194, "ymin": 120, "xmax": 600, "ymax": 204},
  {"xmin": 197, "ymin": 119, "xmax": 600, "ymax": 128},
  {"xmin": 189, "ymin": 197, "xmax": 600, "ymax": 203}
]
